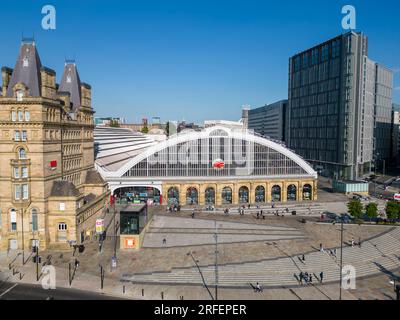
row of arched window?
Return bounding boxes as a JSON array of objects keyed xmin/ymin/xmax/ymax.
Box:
[
  {"xmin": 167, "ymin": 184, "xmax": 313, "ymax": 205},
  {"xmin": 10, "ymin": 109, "xmax": 30, "ymax": 122}
]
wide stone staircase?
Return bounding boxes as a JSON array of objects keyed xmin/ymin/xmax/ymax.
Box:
[{"xmin": 123, "ymin": 227, "xmax": 400, "ymax": 288}]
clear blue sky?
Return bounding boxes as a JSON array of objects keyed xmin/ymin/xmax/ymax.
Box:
[{"xmin": 0, "ymin": 0, "xmax": 399, "ymax": 123}]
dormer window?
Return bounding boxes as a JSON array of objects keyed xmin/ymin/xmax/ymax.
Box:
[
  {"xmin": 16, "ymin": 90, "xmax": 24, "ymax": 102},
  {"xmin": 23, "ymin": 57, "xmax": 29, "ymax": 67},
  {"xmin": 66, "ymin": 75, "xmax": 72, "ymax": 83}
]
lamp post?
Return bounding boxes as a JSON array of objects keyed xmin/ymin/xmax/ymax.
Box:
[
  {"xmin": 213, "ymin": 220, "xmax": 219, "ymax": 301},
  {"xmin": 339, "ymin": 215, "xmax": 344, "ymax": 300}
]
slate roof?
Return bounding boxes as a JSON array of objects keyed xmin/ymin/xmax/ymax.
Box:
[
  {"xmin": 50, "ymin": 180, "xmax": 80, "ymax": 197},
  {"xmin": 58, "ymin": 61, "xmax": 82, "ymax": 111},
  {"xmin": 85, "ymin": 170, "xmax": 105, "ymax": 184},
  {"xmin": 6, "ymin": 41, "xmax": 42, "ymax": 97}
]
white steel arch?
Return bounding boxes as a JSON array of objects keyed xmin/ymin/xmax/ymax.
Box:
[{"xmin": 100, "ymin": 126, "xmax": 317, "ymax": 179}]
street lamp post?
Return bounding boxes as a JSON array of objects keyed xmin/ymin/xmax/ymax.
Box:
[
  {"xmin": 339, "ymin": 216, "xmax": 344, "ymax": 300},
  {"xmin": 214, "ymin": 220, "xmax": 219, "ymax": 301}
]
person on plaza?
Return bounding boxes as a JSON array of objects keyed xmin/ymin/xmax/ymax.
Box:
[
  {"xmin": 304, "ymin": 272, "xmax": 309, "ymax": 283},
  {"xmin": 319, "ymin": 271, "xmax": 324, "ymax": 283},
  {"xmin": 191, "ymin": 211, "xmax": 195, "ymax": 218},
  {"xmin": 309, "ymin": 273, "xmax": 312, "ymax": 283},
  {"xmin": 256, "ymin": 282, "xmax": 261, "ymax": 292},
  {"xmin": 256, "ymin": 212, "xmax": 260, "ymax": 219},
  {"xmin": 351, "ymin": 237, "xmax": 355, "ymax": 247},
  {"xmin": 299, "ymin": 272, "xmax": 304, "ymax": 285},
  {"xmin": 248, "ymin": 203, "xmax": 251, "ymax": 209},
  {"xmin": 260, "ymin": 209, "xmax": 263, "ymax": 215},
  {"xmin": 333, "ymin": 248, "xmax": 337, "ymax": 257},
  {"xmin": 74, "ymin": 259, "xmax": 79, "ymax": 269},
  {"xmin": 162, "ymin": 238, "xmax": 167, "ymax": 245},
  {"xmin": 302, "ymin": 254, "xmax": 305, "ymax": 262},
  {"xmin": 320, "ymin": 243, "xmax": 324, "ymax": 252},
  {"xmin": 358, "ymin": 237, "xmax": 362, "ymax": 248}
]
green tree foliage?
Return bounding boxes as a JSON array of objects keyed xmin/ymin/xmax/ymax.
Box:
[
  {"xmin": 347, "ymin": 199, "xmax": 363, "ymax": 219},
  {"xmin": 385, "ymin": 200, "xmax": 400, "ymax": 221},
  {"xmin": 141, "ymin": 126, "xmax": 149, "ymax": 134},
  {"xmin": 365, "ymin": 202, "xmax": 378, "ymax": 221}
]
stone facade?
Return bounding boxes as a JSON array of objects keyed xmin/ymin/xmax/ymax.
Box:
[
  {"xmin": 0, "ymin": 41, "xmax": 110, "ymax": 251},
  {"xmin": 162, "ymin": 178, "xmax": 317, "ymax": 206}
]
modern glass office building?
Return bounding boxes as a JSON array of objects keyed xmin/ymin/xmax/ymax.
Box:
[
  {"xmin": 95, "ymin": 126, "xmax": 318, "ymax": 206},
  {"xmin": 287, "ymin": 31, "xmax": 393, "ymax": 180}
]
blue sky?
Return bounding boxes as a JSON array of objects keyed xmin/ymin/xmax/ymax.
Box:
[{"xmin": 0, "ymin": 0, "xmax": 399, "ymax": 123}]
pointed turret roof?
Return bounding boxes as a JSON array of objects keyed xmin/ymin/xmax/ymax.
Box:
[
  {"xmin": 58, "ymin": 60, "xmax": 82, "ymax": 111},
  {"xmin": 6, "ymin": 39, "xmax": 42, "ymax": 97}
]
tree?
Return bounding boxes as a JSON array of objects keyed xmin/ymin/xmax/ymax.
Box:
[
  {"xmin": 141, "ymin": 126, "xmax": 149, "ymax": 134},
  {"xmin": 347, "ymin": 199, "xmax": 363, "ymax": 219},
  {"xmin": 385, "ymin": 201, "xmax": 399, "ymax": 222},
  {"xmin": 365, "ymin": 202, "xmax": 378, "ymax": 221}
]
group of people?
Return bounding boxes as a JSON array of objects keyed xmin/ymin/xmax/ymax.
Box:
[
  {"xmin": 166, "ymin": 204, "xmax": 181, "ymax": 212},
  {"xmin": 223, "ymin": 208, "xmax": 230, "ymax": 215},
  {"xmin": 256, "ymin": 211, "xmax": 265, "ymax": 220},
  {"xmin": 298, "ymin": 271, "xmax": 324, "ymax": 285}
]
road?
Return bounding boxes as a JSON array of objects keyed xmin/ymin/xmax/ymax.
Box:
[{"xmin": 0, "ymin": 282, "xmax": 122, "ymax": 300}]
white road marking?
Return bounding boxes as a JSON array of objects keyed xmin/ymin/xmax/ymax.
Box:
[{"xmin": 0, "ymin": 283, "xmax": 18, "ymax": 298}]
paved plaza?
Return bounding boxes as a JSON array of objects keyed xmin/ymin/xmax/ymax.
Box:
[{"xmin": 1, "ymin": 206, "xmax": 399, "ymax": 300}]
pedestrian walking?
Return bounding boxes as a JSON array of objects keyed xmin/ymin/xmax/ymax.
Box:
[
  {"xmin": 302, "ymin": 254, "xmax": 305, "ymax": 261},
  {"xmin": 319, "ymin": 271, "xmax": 324, "ymax": 283},
  {"xmin": 309, "ymin": 273, "xmax": 312, "ymax": 283},
  {"xmin": 256, "ymin": 282, "xmax": 261, "ymax": 292},
  {"xmin": 358, "ymin": 237, "xmax": 362, "ymax": 248},
  {"xmin": 351, "ymin": 237, "xmax": 355, "ymax": 247},
  {"xmin": 74, "ymin": 259, "xmax": 79, "ymax": 269},
  {"xmin": 162, "ymin": 238, "xmax": 167, "ymax": 245},
  {"xmin": 319, "ymin": 243, "xmax": 324, "ymax": 252},
  {"xmin": 299, "ymin": 272, "xmax": 304, "ymax": 285}
]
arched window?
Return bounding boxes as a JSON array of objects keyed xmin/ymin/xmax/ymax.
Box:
[
  {"xmin": 271, "ymin": 185, "xmax": 281, "ymax": 202},
  {"xmin": 255, "ymin": 185, "xmax": 265, "ymax": 203},
  {"xmin": 287, "ymin": 184, "xmax": 297, "ymax": 201},
  {"xmin": 205, "ymin": 187, "xmax": 215, "ymax": 205},
  {"xmin": 18, "ymin": 148, "xmax": 26, "ymax": 159},
  {"xmin": 167, "ymin": 187, "xmax": 179, "ymax": 205},
  {"xmin": 238, "ymin": 186, "xmax": 249, "ymax": 203},
  {"xmin": 186, "ymin": 187, "xmax": 198, "ymax": 205},
  {"xmin": 303, "ymin": 184, "xmax": 312, "ymax": 200},
  {"xmin": 31, "ymin": 209, "xmax": 38, "ymax": 231},
  {"xmin": 221, "ymin": 187, "xmax": 232, "ymax": 204}
]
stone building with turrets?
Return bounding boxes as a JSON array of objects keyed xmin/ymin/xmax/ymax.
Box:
[{"xmin": 0, "ymin": 39, "xmax": 110, "ymax": 251}]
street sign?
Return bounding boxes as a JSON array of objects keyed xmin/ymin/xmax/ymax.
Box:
[{"xmin": 95, "ymin": 219, "xmax": 105, "ymax": 234}]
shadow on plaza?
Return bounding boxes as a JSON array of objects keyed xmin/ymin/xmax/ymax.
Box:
[{"xmin": 373, "ymin": 262, "xmax": 400, "ymax": 282}]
